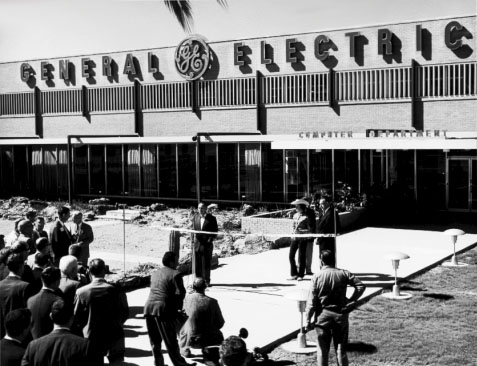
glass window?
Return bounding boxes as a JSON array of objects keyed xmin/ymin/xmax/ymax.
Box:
[
  {"xmin": 0, "ymin": 147, "xmax": 14, "ymax": 195},
  {"xmin": 43, "ymin": 146, "xmax": 59, "ymax": 196},
  {"xmin": 177, "ymin": 144, "xmax": 196, "ymax": 199},
  {"xmin": 13, "ymin": 146, "xmax": 29, "ymax": 195},
  {"xmin": 125, "ymin": 144, "xmax": 140, "ymax": 197},
  {"xmin": 417, "ymin": 150, "xmax": 445, "ymax": 210},
  {"xmin": 240, "ymin": 143, "xmax": 261, "ymax": 202},
  {"xmin": 30, "ymin": 147, "xmax": 43, "ymax": 195},
  {"xmin": 106, "ymin": 145, "xmax": 123, "ymax": 196},
  {"xmin": 73, "ymin": 145, "xmax": 88, "ymax": 194},
  {"xmin": 200, "ymin": 144, "xmax": 217, "ymax": 199},
  {"xmin": 285, "ymin": 150, "xmax": 308, "ymax": 201},
  {"xmin": 159, "ymin": 144, "xmax": 177, "ymax": 198},
  {"xmin": 218, "ymin": 144, "xmax": 238, "ymax": 200},
  {"xmin": 387, "ymin": 150, "xmax": 416, "ymax": 210},
  {"xmin": 142, "ymin": 145, "xmax": 158, "ymax": 197},
  {"xmin": 310, "ymin": 150, "xmax": 332, "ymax": 197},
  {"xmin": 90, "ymin": 145, "xmax": 105, "ymax": 195},
  {"xmin": 360, "ymin": 150, "xmax": 371, "ymax": 194},
  {"xmin": 334, "ymin": 150, "xmax": 359, "ymax": 197},
  {"xmin": 57, "ymin": 147, "xmax": 68, "ymax": 195},
  {"xmin": 262, "ymin": 144, "xmax": 283, "ymax": 202}
]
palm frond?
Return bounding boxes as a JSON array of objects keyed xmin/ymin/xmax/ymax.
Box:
[{"xmin": 164, "ymin": 0, "xmax": 227, "ymax": 32}]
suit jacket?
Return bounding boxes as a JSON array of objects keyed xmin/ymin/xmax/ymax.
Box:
[
  {"xmin": 74, "ymin": 278, "xmax": 129, "ymax": 351},
  {"xmin": 0, "ymin": 276, "xmax": 32, "ymax": 339},
  {"xmin": 59, "ymin": 276, "xmax": 82, "ymax": 305},
  {"xmin": 1, "ymin": 338, "xmax": 26, "ymax": 366},
  {"xmin": 192, "ymin": 214, "xmax": 218, "ymax": 248},
  {"xmin": 31, "ymin": 230, "xmax": 48, "ymax": 246},
  {"xmin": 316, "ymin": 207, "xmax": 341, "ymax": 245},
  {"xmin": 49, "ymin": 220, "xmax": 72, "ymax": 263},
  {"xmin": 21, "ymin": 329, "xmax": 95, "ymax": 366},
  {"xmin": 72, "ymin": 222, "xmax": 94, "ymax": 265},
  {"xmin": 180, "ymin": 292, "xmax": 224, "ymax": 348},
  {"xmin": 27, "ymin": 289, "xmax": 63, "ymax": 339},
  {"xmin": 144, "ymin": 266, "xmax": 186, "ymax": 320}
]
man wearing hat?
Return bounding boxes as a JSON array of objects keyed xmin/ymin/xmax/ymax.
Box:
[{"xmin": 288, "ymin": 199, "xmax": 312, "ymax": 281}]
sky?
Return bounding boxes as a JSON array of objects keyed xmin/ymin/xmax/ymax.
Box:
[{"xmin": 0, "ymin": 0, "xmax": 475, "ymax": 62}]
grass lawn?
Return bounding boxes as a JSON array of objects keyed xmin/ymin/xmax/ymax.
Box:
[{"xmin": 267, "ymin": 246, "xmax": 477, "ymax": 366}]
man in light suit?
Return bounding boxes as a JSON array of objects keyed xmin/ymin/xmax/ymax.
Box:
[
  {"xmin": 0, "ymin": 253, "xmax": 33, "ymax": 339},
  {"xmin": 316, "ymin": 196, "xmax": 341, "ymax": 263},
  {"xmin": 0, "ymin": 308, "xmax": 31, "ymax": 366},
  {"xmin": 74, "ymin": 258, "xmax": 129, "ymax": 364},
  {"xmin": 192, "ymin": 203, "xmax": 218, "ymax": 286},
  {"xmin": 22, "ymin": 299, "xmax": 97, "ymax": 366},
  {"xmin": 27, "ymin": 267, "xmax": 63, "ymax": 339},
  {"xmin": 71, "ymin": 212, "xmax": 94, "ymax": 266},
  {"xmin": 144, "ymin": 252, "xmax": 193, "ymax": 366},
  {"xmin": 49, "ymin": 206, "xmax": 72, "ymax": 266}
]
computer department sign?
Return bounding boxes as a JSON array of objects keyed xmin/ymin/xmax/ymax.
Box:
[{"xmin": 174, "ymin": 35, "xmax": 210, "ymax": 81}]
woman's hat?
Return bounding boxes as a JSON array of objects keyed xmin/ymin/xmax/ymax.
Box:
[{"xmin": 291, "ymin": 199, "xmax": 310, "ymax": 206}]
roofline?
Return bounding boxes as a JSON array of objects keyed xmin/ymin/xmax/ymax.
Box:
[{"xmin": 0, "ymin": 14, "xmax": 475, "ymax": 65}]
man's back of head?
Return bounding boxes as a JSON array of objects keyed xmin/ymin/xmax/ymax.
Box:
[
  {"xmin": 6, "ymin": 252, "xmax": 25, "ymax": 276},
  {"xmin": 220, "ymin": 336, "xmax": 249, "ymax": 366},
  {"xmin": 162, "ymin": 251, "xmax": 176, "ymax": 269},
  {"xmin": 320, "ymin": 249, "xmax": 335, "ymax": 267},
  {"xmin": 50, "ymin": 299, "xmax": 74, "ymax": 328},
  {"xmin": 88, "ymin": 258, "xmax": 106, "ymax": 278},
  {"xmin": 59, "ymin": 255, "xmax": 78, "ymax": 278},
  {"xmin": 41, "ymin": 266, "xmax": 61, "ymax": 289},
  {"xmin": 5, "ymin": 308, "xmax": 31, "ymax": 341}
]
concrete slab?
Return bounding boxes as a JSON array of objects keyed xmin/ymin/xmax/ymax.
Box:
[{"xmin": 97, "ymin": 226, "xmax": 477, "ymax": 366}]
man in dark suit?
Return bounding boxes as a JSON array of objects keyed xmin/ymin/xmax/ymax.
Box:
[
  {"xmin": 179, "ymin": 277, "xmax": 225, "ymax": 358},
  {"xmin": 74, "ymin": 258, "xmax": 129, "ymax": 364},
  {"xmin": 71, "ymin": 212, "xmax": 94, "ymax": 266},
  {"xmin": 27, "ymin": 267, "xmax": 63, "ymax": 339},
  {"xmin": 0, "ymin": 253, "xmax": 33, "ymax": 339},
  {"xmin": 192, "ymin": 202, "xmax": 218, "ymax": 286},
  {"xmin": 144, "ymin": 251, "xmax": 193, "ymax": 366},
  {"xmin": 22, "ymin": 299, "xmax": 98, "ymax": 366},
  {"xmin": 49, "ymin": 206, "xmax": 72, "ymax": 266},
  {"xmin": 0, "ymin": 308, "xmax": 31, "ymax": 366},
  {"xmin": 316, "ymin": 195, "xmax": 341, "ymax": 263}
]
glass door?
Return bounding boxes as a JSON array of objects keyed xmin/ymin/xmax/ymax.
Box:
[{"xmin": 447, "ymin": 158, "xmax": 475, "ymax": 211}]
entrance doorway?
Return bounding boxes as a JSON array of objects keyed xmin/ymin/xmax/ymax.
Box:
[{"xmin": 447, "ymin": 157, "xmax": 477, "ymax": 211}]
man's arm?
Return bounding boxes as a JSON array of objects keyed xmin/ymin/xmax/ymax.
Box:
[
  {"xmin": 305, "ymin": 277, "xmax": 321, "ymax": 329},
  {"xmin": 208, "ymin": 215, "xmax": 218, "ymax": 241},
  {"xmin": 78, "ymin": 224, "xmax": 94, "ymax": 248},
  {"xmin": 346, "ymin": 271, "xmax": 366, "ymax": 304}
]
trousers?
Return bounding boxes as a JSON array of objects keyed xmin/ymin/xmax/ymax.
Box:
[
  {"xmin": 315, "ymin": 310, "xmax": 349, "ymax": 366},
  {"xmin": 145, "ymin": 315, "xmax": 189, "ymax": 366},
  {"xmin": 289, "ymin": 238, "xmax": 307, "ymax": 277}
]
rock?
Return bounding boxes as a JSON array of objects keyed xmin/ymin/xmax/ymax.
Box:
[
  {"xmin": 177, "ymin": 253, "xmax": 219, "ymax": 275},
  {"xmin": 150, "ymin": 203, "xmax": 168, "ymax": 211},
  {"xmin": 10, "ymin": 197, "xmax": 29, "ymax": 204},
  {"xmin": 88, "ymin": 198, "xmax": 110, "ymax": 205},
  {"xmin": 29, "ymin": 200, "xmax": 49, "ymax": 208},
  {"xmin": 241, "ymin": 204, "xmax": 256, "ymax": 217},
  {"xmin": 90, "ymin": 204, "xmax": 117, "ymax": 215},
  {"xmin": 268, "ymin": 237, "xmax": 291, "ymax": 250},
  {"xmin": 84, "ymin": 211, "xmax": 95, "ymax": 221}
]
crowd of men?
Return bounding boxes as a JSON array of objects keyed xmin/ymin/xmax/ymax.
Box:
[{"xmin": 1, "ymin": 201, "xmax": 364, "ymax": 366}]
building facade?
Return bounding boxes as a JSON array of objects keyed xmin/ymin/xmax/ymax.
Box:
[{"xmin": 0, "ymin": 15, "xmax": 476, "ymax": 211}]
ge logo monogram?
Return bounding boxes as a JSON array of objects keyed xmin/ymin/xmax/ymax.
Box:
[{"xmin": 175, "ymin": 35, "xmax": 210, "ymax": 81}]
